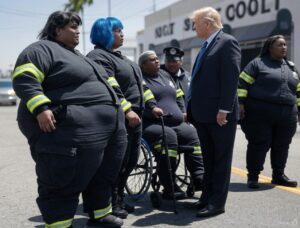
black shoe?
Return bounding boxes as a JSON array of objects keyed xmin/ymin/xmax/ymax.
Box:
[
  {"xmin": 247, "ymin": 173, "xmax": 259, "ymax": 189},
  {"xmin": 271, "ymin": 174, "xmax": 298, "ymax": 187},
  {"xmin": 112, "ymin": 204, "xmax": 128, "ymax": 219},
  {"xmin": 121, "ymin": 201, "xmax": 135, "ymax": 213},
  {"xmin": 247, "ymin": 180, "xmax": 259, "ymax": 189},
  {"xmin": 193, "ymin": 201, "xmax": 207, "ymax": 210},
  {"xmin": 162, "ymin": 189, "xmax": 186, "ymax": 200},
  {"xmin": 118, "ymin": 196, "xmax": 135, "ymax": 213},
  {"xmin": 87, "ymin": 214, "xmax": 123, "ymax": 227},
  {"xmin": 196, "ymin": 204, "xmax": 225, "ymax": 217}
]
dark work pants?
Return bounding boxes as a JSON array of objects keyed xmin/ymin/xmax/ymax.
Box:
[
  {"xmin": 241, "ymin": 100, "xmax": 297, "ymax": 176},
  {"xmin": 113, "ymin": 115, "xmax": 143, "ymax": 201},
  {"xmin": 20, "ymin": 104, "xmax": 127, "ymax": 224},
  {"xmin": 194, "ymin": 121, "xmax": 237, "ymax": 208},
  {"xmin": 143, "ymin": 122, "xmax": 204, "ymax": 191}
]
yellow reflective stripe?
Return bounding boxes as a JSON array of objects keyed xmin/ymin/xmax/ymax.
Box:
[
  {"xmin": 297, "ymin": 98, "xmax": 300, "ymax": 106},
  {"xmin": 144, "ymin": 89, "xmax": 155, "ymax": 102},
  {"xmin": 161, "ymin": 149, "xmax": 177, "ymax": 158},
  {"xmin": 239, "ymin": 71, "xmax": 255, "ymax": 85},
  {"xmin": 238, "ymin": 89, "xmax": 248, "ymax": 98},
  {"xmin": 120, "ymin": 98, "xmax": 132, "ymax": 112},
  {"xmin": 297, "ymin": 83, "xmax": 300, "ymax": 92},
  {"xmin": 153, "ymin": 143, "xmax": 161, "ymax": 150},
  {"xmin": 107, "ymin": 76, "xmax": 120, "ymax": 87},
  {"xmin": 94, "ymin": 204, "xmax": 112, "ymax": 219},
  {"xmin": 12, "ymin": 63, "xmax": 44, "ymax": 83},
  {"xmin": 176, "ymin": 89, "xmax": 184, "ymax": 98},
  {"xmin": 45, "ymin": 218, "xmax": 73, "ymax": 228},
  {"xmin": 26, "ymin": 94, "xmax": 51, "ymax": 113},
  {"xmin": 193, "ymin": 146, "xmax": 202, "ymax": 155}
]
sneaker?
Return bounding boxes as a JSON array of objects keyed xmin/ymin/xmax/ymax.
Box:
[
  {"xmin": 87, "ymin": 214, "xmax": 123, "ymax": 227},
  {"xmin": 271, "ymin": 174, "xmax": 298, "ymax": 187}
]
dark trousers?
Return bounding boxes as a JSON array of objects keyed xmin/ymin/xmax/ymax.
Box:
[
  {"xmin": 194, "ymin": 121, "xmax": 237, "ymax": 208},
  {"xmin": 20, "ymin": 104, "xmax": 127, "ymax": 224},
  {"xmin": 113, "ymin": 118, "xmax": 143, "ymax": 201},
  {"xmin": 143, "ymin": 122, "xmax": 204, "ymax": 190},
  {"xmin": 241, "ymin": 100, "xmax": 297, "ymax": 176}
]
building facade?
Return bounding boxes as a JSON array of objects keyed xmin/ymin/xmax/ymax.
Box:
[{"xmin": 137, "ymin": 0, "xmax": 299, "ymax": 71}]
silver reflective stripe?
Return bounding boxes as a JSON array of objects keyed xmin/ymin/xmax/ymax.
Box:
[
  {"xmin": 144, "ymin": 89, "xmax": 155, "ymax": 102},
  {"xmin": 239, "ymin": 71, "xmax": 255, "ymax": 85},
  {"xmin": 12, "ymin": 63, "xmax": 45, "ymax": 83},
  {"xmin": 107, "ymin": 76, "xmax": 120, "ymax": 87},
  {"xmin": 26, "ymin": 94, "xmax": 51, "ymax": 113},
  {"xmin": 121, "ymin": 98, "xmax": 132, "ymax": 112},
  {"xmin": 238, "ymin": 89, "xmax": 248, "ymax": 98},
  {"xmin": 193, "ymin": 146, "xmax": 202, "ymax": 155},
  {"xmin": 94, "ymin": 204, "xmax": 112, "ymax": 219},
  {"xmin": 45, "ymin": 218, "xmax": 73, "ymax": 228},
  {"xmin": 176, "ymin": 89, "xmax": 184, "ymax": 98}
]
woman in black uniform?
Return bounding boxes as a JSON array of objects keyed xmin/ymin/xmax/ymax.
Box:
[
  {"xmin": 87, "ymin": 17, "xmax": 144, "ymax": 218},
  {"xmin": 12, "ymin": 11, "xmax": 127, "ymax": 228},
  {"xmin": 238, "ymin": 35, "xmax": 299, "ymax": 189},
  {"xmin": 138, "ymin": 50, "xmax": 204, "ymax": 199}
]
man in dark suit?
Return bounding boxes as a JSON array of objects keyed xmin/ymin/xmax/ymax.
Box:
[{"xmin": 187, "ymin": 7, "xmax": 241, "ymax": 217}]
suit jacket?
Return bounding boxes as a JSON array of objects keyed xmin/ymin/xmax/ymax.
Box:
[{"xmin": 188, "ymin": 31, "xmax": 241, "ymax": 123}]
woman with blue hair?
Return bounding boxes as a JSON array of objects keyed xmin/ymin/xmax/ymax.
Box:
[{"xmin": 87, "ymin": 17, "xmax": 144, "ymax": 219}]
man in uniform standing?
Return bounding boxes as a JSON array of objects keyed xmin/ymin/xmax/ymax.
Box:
[{"xmin": 161, "ymin": 46, "xmax": 190, "ymax": 108}]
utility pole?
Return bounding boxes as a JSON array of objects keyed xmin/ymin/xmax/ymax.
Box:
[{"xmin": 153, "ymin": 0, "xmax": 156, "ymax": 12}]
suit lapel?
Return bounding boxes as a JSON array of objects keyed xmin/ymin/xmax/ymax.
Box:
[{"xmin": 198, "ymin": 30, "xmax": 223, "ymax": 72}]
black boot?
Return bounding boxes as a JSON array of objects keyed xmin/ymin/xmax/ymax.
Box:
[
  {"xmin": 118, "ymin": 193, "xmax": 135, "ymax": 213},
  {"xmin": 247, "ymin": 173, "xmax": 259, "ymax": 189},
  {"xmin": 271, "ymin": 173, "xmax": 298, "ymax": 187},
  {"xmin": 112, "ymin": 189, "xmax": 128, "ymax": 219},
  {"xmin": 112, "ymin": 203, "xmax": 128, "ymax": 219},
  {"xmin": 87, "ymin": 214, "xmax": 123, "ymax": 227}
]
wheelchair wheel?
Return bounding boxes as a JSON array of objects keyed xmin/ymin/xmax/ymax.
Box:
[
  {"xmin": 150, "ymin": 192, "xmax": 162, "ymax": 209},
  {"xmin": 125, "ymin": 139, "xmax": 153, "ymax": 200},
  {"xmin": 175, "ymin": 154, "xmax": 191, "ymax": 189}
]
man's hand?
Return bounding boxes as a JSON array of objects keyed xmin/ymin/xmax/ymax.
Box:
[
  {"xmin": 37, "ymin": 110, "xmax": 56, "ymax": 132},
  {"xmin": 126, "ymin": 110, "xmax": 141, "ymax": 128},
  {"xmin": 152, "ymin": 107, "xmax": 164, "ymax": 118},
  {"xmin": 216, "ymin": 112, "xmax": 228, "ymax": 127}
]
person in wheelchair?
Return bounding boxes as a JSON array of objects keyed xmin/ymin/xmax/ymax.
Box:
[{"xmin": 138, "ymin": 50, "xmax": 204, "ymax": 200}]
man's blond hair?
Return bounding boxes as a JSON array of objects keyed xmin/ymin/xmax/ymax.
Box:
[{"xmin": 192, "ymin": 7, "xmax": 223, "ymax": 29}]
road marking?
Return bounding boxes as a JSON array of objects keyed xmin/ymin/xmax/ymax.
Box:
[{"xmin": 231, "ymin": 166, "xmax": 300, "ymax": 196}]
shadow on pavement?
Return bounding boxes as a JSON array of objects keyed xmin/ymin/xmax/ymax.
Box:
[{"xmin": 229, "ymin": 182, "xmax": 275, "ymax": 192}]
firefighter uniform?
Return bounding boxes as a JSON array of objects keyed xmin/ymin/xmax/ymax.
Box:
[
  {"xmin": 12, "ymin": 40, "xmax": 127, "ymax": 227},
  {"xmin": 161, "ymin": 46, "xmax": 191, "ymax": 106},
  {"xmin": 142, "ymin": 69, "xmax": 204, "ymax": 194},
  {"xmin": 87, "ymin": 46, "xmax": 144, "ymax": 213},
  {"xmin": 238, "ymin": 55, "xmax": 300, "ymax": 180}
]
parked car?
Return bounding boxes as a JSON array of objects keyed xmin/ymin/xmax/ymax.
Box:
[{"xmin": 0, "ymin": 78, "xmax": 17, "ymax": 106}]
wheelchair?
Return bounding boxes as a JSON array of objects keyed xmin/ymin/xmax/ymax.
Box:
[{"xmin": 125, "ymin": 137, "xmax": 196, "ymax": 209}]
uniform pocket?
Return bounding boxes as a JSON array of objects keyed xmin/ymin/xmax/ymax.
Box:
[{"xmin": 35, "ymin": 143, "xmax": 78, "ymax": 189}]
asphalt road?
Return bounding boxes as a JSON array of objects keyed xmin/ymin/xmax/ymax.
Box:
[{"xmin": 0, "ymin": 104, "xmax": 299, "ymax": 228}]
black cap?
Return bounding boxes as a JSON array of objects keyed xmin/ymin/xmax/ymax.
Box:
[{"xmin": 163, "ymin": 46, "xmax": 184, "ymax": 61}]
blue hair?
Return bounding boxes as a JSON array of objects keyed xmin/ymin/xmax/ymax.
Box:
[{"xmin": 90, "ymin": 17, "xmax": 123, "ymax": 49}]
